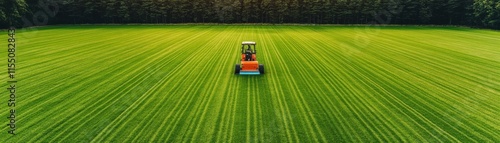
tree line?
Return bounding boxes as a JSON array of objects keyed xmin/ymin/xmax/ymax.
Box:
[{"xmin": 1, "ymin": 0, "xmax": 499, "ymax": 29}]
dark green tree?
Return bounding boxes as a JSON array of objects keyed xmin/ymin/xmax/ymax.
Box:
[
  {"xmin": 1, "ymin": 0, "xmax": 28, "ymax": 28},
  {"xmin": 473, "ymin": 0, "xmax": 500, "ymax": 29},
  {"xmin": 2, "ymin": 0, "xmax": 498, "ymax": 29},
  {"xmin": 1, "ymin": 0, "xmax": 7, "ymax": 25},
  {"xmin": 287, "ymin": 0, "xmax": 300, "ymax": 23}
]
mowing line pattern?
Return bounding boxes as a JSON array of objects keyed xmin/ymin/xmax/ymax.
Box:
[{"xmin": 0, "ymin": 25, "xmax": 498, "ymax": 142}]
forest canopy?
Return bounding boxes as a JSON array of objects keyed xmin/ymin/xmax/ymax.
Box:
[{"xmin": 1, "ymin": 0, "xmax": 499, "ymax": 29}]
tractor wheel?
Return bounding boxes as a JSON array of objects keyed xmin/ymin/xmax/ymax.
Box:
[
  {"xmin": 259, "ymin": 64, "xmax": 264, "ymax": 74},
  {"xmin": 235, "ymin": 64, "xmax": 240, "ymax": 74}
]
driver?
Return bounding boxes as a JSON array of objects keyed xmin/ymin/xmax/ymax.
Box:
[{"xmin": 245, "ymin": 47, "xmax": 252, "ymax": 61}]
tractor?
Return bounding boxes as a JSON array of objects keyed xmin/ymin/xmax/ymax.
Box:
[{"xmin": 235, "ymin": 41, "xmax": 264, "ymax": 75}]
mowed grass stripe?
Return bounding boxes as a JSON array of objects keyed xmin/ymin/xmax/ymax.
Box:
[
  {"xmin": 19, "ymin": 28, "xmax": 169, "ymax": 108},
  {"xmin": 179, "ymin": 26, "xmax": 235, "ymax": 140},
  {"xmin": 383, "ymin": 32, "xmax": 500, "ymax": 94},
  {"xmin": 16, "ymin": 30, "xmax": 136, "ymax": 100},
  {"xmin": 130, "ymin": 29, "xmax": 220, "ymax": 139},
  {"xmin": 91, "ymin": 27, "xmax": 215, "ymax": 142},
  {"xmin": 51, "ymin": 28, "xmax": 199, "ymax": 141},
  {"xmin": 370, "ymin": 38, "xmax": 498, "ymax": 110},
  {"xmin": 16, "ymin": 26, "xmax": 189, "ymax": 107},
  {"xmin": 181, "ymin": 26, "xmax": 241, "ymax": 141},
  {"xmin": 1, "ymin": 25, "xmax": 498, "ymax": 142},
  {"xmin": 294, "ymin": 26, "xmax": 374, "ymax": 140},
  {"xmin": 154, "ymin": 26, "xmax": 238, "ymax": 142},
  {"xmin": 271, "ymin": 26, "xmax": 329, "ymax": 142},
  {"xmin": 24, "ymin": 28, "xmax": 182, "ymax": 142},
  {"xmin": 317, "ymin": 28, "xmax": 411, "ymax": 141},
  {"xmin": 123, "ymin": 28, "xmax": 227, "ymax": 142},
  {"xmin": 287, "ymin": 28, "xmax": 353, "ymax": 142},
  {"xmin": 336, "ymin": 31, "xmax": 460, "ymax": 142},
  {"xmin": 316, "ymin": 26, "xmax": 500, "ymax": 141},
  {"xmin": 91, "ymin": 32, "xmax": 200, "ymax": 141},
  {"xmin": 354, "ymin": 30, "xmax": 494, "ymax": 141},
  {"xmin": 306, "ymin": 27, "xmax": 388, "ymax": 140},
  {"xmin": 195, "ymin": 31, "xmax": 242, "ymax": 141},
  {"xmin": 259, "ymin": 29, "xmax": 291, "ymax": 142},
  {"xmin": 364, "ymin": 31, "xmax": 499, "ymax": 141},
  {"xmin": 66, "ymin": 29, "xmax": 203, "ymax": 142},
  {"xmin": 304, "ymin": 26, "xmax": 450, "ymax": 141},
  {"xmin": 22, "ymin": 26, "xmax": 197, "ymax": 141},
  {"xmin": 147, "ymin": 40, "xmax": 222, "ymax": 142},
  {"xmin": 212, "ymin": 28, "xmax": 244, "ymax": 143},
  {"xmin": 364, "ymin": 58, "xmax": 495, "ymax": 141},
  {"xmin": 298, "ymin": 26, "xmax": 374, "ymax": 141},
  {"xmin": 289, "ymin": 26, "xmax": 402, "ymax": 141},
  {"xmin": 350, "ymin": 55, "xmax": 456, "ymax": 141},
  {"xmin": 259, "ymin": 28, "xmax": 301, "ymax": 142},
  {"xmin": 61, "ymin": 27, "xmax": 207, "ymax": 141}
]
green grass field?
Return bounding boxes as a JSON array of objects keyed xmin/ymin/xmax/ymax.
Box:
[{"xmin": 1, "ymin": 25, "xmax": 499, "ymax": 142}]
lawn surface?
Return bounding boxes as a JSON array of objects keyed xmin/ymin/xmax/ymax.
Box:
[{"xmin": 1, "ymin": 25, "xmax": 499, "ymax": 142}]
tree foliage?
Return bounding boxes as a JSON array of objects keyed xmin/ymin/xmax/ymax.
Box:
[
  {"xmin": 473, "ymin": 0, "xmax": 500, "ymax": 29},
  {"xmin": 0, "ymin": 0, "xmax": 499, "ymax": 29},
  {"xmin": 1, "ymin": 0, "xmax": 28, "ymax": 28}
]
